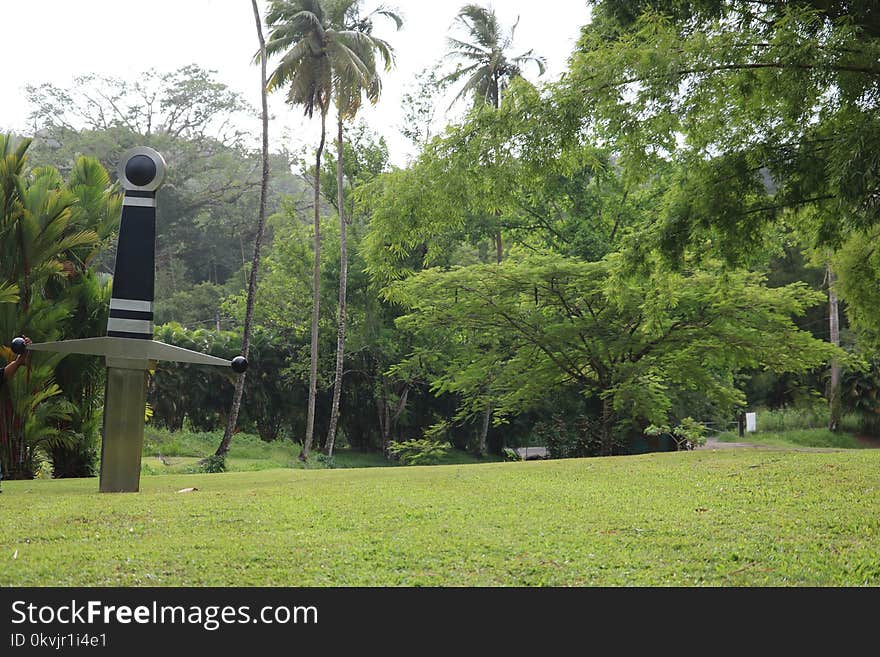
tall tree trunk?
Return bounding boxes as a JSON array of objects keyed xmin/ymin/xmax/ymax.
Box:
[
  {"xmin": 215, "ymin": 0, "xmax": 270, "ymax": 458},
  {"xmin": 600, "ymin": 395, "xmax": 613, "ymax": 456},
  {"xmin": 478, "ymin": 403, "xmax": 491, "ymax": 457},
  {"xmin": 301, "ymin": 109, "xmax": 327, "ymax": 462},
  {"xmin": 828, "ymin": 262, "xmax": 841, "ymax": 432},
  {"xmin": 379, "ymin": 382, "xmax": 410, "ymax": 457},
  {"xmin": 325, "ymin": 115, "xmax": 348, "ymax": 457}
]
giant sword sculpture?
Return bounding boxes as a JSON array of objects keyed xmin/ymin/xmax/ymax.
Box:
[{"xmin": 11, "ymin": 147, "xmax": 248, "ymax": 492}]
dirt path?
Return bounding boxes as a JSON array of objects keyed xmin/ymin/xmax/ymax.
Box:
[
  {"xmin": 699, "ymin": 436, "xmax": 773, "ymax": 450},
  {"xmin": 698, "ymin": 435, "xmax": 880, "ymax": 452}
]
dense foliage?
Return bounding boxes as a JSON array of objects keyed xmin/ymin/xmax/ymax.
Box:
[
  {"xmin": 0, "ymin": 135, "xmax": 119, "ymax": 478},
  {"xmin": 4, "ymin": 1, "xmax": 880, "ymax": 479}
]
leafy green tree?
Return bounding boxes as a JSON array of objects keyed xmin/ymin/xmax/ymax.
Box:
[
  {"xmin": 360, "ymin": 81, "xmax": 655, "ymax": 454},
  {"xmin": 564, "ymin": 1, "xmax": 880, "ymax": 264},
  {"xmin": 558, "ymin": 0, "xmax": 880, "ymax": 433},
  {"xmin": 388, "ymin": 253, "xmax": 837, "ymax": 454}
]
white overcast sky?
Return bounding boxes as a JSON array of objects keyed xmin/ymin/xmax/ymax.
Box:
[{"xmin": 0, "ymin": 0, "xmax": 591, "ymax": 166}]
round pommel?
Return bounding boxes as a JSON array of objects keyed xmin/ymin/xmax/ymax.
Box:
[
  {"xmin": 231, "ymin": 356, "xmax": 249, "ymax": 373},
  {"xmin": 118, "ymin": 146, "xmax": 166, "ymax": 191},
  {"xmin": 11, "ymin": 337, "xmax": 27, "ymax": 354}
]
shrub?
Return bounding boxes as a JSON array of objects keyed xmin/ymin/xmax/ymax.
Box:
[
  {"xmin": 197, "ymin": 454, "xmax": 226, "ymax": 474},
  {"xmin": 502, "ymin": 447, "xmax": 521, "ymax": 462},
  {"xmin": 645, "ymin": 417, "xmax": 707, "ymax": 451},
  {"xmin": 533, "ymin": 416, "xmax": 604, "ymax": 458}
]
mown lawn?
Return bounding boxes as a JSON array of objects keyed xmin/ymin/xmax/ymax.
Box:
[{"xmin": 2, "ymin": 447, "xmax": 878, "ymax": 586}]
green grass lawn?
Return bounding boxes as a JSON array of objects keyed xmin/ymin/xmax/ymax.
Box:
[{"xmin": 2, "ymin": 448, "xmax": 878, "ymax": 586}]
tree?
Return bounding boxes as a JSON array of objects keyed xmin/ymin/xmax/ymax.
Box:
[
  {"xmin": 831, "ymin": 221, "xmax": 880, "ymax": 345},
  {"xmin": 442, "ymin": 3, "xmax": 545, "ymax": 267},
  {"xmin": 562, "ymin": 0, "xmax": 880, "ymax": 432},
  {"xmin": 324, "ymin": 1, "xmax": 401, "ymax": 459},
  {"xmin": 264, "ymin": 0, "xmax": 336, "ymax": 461},
  {"xmin": 564, "ymin": 1, "xmax": 880, "ymax": 264},
  {"xmin": 24, "ymin": 66, "xmax": 276, "ymax": 296},
  {"xmin": 827, "ymin": 262, "xmax": 842, "ymax": 432},
  {"xmin": 442, "ymin": 3, "xmax": 546, "ymax": 111},
  {"xmin": 264, "ymin": 0, "xmax": 402, "ymax": 460},
  {"xmin": 215, "ymin": 0, "xmax": 273, "ymax": 460},
  {"xmin": 439, "ymin": 6, "xmax": 548, "ymax": 451},
  {"xmin": 398, "ymin": 67, "xmax": 445, "ymax": 156},
  {"xmin": 388, "ymin": 253, "xmax": 838, "ymax": 454},
  {"xmin": 359, "ymin": 83, "xmax": 650, "ymax": 454}
]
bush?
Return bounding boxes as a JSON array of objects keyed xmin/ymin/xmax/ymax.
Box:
[
  {"xmin": 197, "ymin": 454, "xmax": 226, "ymax": 474},
  {"xmin": 533, "ymin": 416, "xmax": 604, "ymax": 458},
  {"xmin": 502, "ymin": 447, "xmax": 521, "ymax": 462},
  {"xmin": 388, "ymin": 439, "xmax": 452, "ymax": 466},
  {"xmin": 645, "ymin": 417, "xmax": 707, "ymax": 451}
]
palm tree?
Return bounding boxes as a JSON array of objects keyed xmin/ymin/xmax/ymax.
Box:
[
  {"xmin": 263, "ymin": 0, "xmax": 398, "ymax": 461},
  {"xmin": 442, "ymin": 4, "xmax": 544, "ymax": 455},
  {"xmin": 324, "ymin": 2, "xmax": 401, "ymax": 459},
  {"xmin": 443, "ymin": 3, "xmax": 545, "ymax": 265},
  {"xmin": 442, "ymin": 4, "xmax": 546, "ymax": 111},
  {"xmin": 263, "ymin": 0, "xmax": 336, "ymax": 462}
]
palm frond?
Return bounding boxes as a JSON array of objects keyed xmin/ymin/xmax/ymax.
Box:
[
  {"xmin": 445, "ymin": 36, "xmax": 490, "ymax": 58},
  {"xmin": 372, "ymin": 7, "xmax": 403, "ymax": 31},
  {"xmin": 439, "ymin": 62, "xmax": 482, "ymax": 86},
  {"xmin": 513, "ymin": 50, "xmax": 547, "ymax": 76},
  {"xmin": 0, "ymin": 281, "xmax": 18, "ymax": 304}
]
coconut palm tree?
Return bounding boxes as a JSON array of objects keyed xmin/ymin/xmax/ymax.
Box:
[
  {"xmin": 263, "ymin": 0, "xmax": 399, "ymax": 461},
  {"xmin": 443, "ymin": 3, "xmax": 546, "ymax": 111},
  {"xmin": 263, "ymin": 0, "xmax": 335, "ymax": 462},
  {"xmin": 442, "ymin": 4, "xmax": 544, "ymax": 455},
  {"xmin": 324, "ymin": 2, "xmax": 401, "ymax": 459}
]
